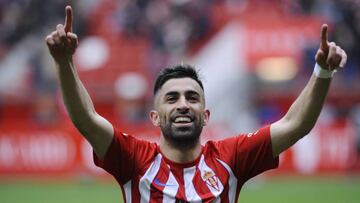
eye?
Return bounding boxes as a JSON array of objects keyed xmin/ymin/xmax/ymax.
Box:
[
  {"xmin": 166, "ymin": 96, "xmax": 177, "ymax": 103},
  {"xmin": 188, "ymin": 95, "xmax": 199, "ymax": 102}
]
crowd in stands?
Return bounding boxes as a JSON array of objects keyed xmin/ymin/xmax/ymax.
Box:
[
  {"xmin": 0, "ymin": 0, "xmax": 359, "ymax": 131},
  {"xmin": 110, "ymin": 0, "xmax": 214, "ymax": 75}
]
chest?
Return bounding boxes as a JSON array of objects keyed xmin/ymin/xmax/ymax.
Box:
[{"xmin": 136, "ymin": 155, "xmax": 236, "ymax": 202}]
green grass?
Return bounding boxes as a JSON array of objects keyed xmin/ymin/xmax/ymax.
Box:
[
  {"xmin": 241, "ymin": 176, "xmax": 360, "ymax": 203},
  {"xmin": 0, "ymin": 176, "xmax": 359, "ymax": 203},
  {"xmin": 0, "ymin": 178, "xmax": 119, "ymax": 203}
]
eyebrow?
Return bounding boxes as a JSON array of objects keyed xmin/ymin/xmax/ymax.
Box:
[
  {"xmin": 164, "ymin": 90, "xmax": 200, "ymax": 97},
  {"xmin": 164, "ymin": 91, "xmax": 179, "ymax": 97},
  {"xmin": 164, "ymin": 90, "xmax": 201, "ymax": 100},
  {"xmin": 185, "ymin": 90, "xmax": 200, "ymax": 97},
  {"xmin": 156, "ymin": 90, "xmax": 204, "ymax": 107}
]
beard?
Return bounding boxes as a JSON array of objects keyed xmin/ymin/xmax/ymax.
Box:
[{"xmin": 160, "ymin": 113, "xmax": 204, "ymax": 149}]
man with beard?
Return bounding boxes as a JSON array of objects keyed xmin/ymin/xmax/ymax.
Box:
[{"xmin": 46, "ymin": 6, "xmax": 347, "ymax": 203}]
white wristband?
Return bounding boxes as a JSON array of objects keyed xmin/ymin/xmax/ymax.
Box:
[{"xmin": 313, "ymin": 63, "xmax": 335, "ymax": 78}]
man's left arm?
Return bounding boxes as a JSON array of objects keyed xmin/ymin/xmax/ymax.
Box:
[{"xmin": 270, "ymin": 24, "xmax": 347, "ymax": 157}]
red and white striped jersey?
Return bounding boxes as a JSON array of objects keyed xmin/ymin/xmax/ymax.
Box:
[{"xmin": 94, "ymin": 126, "xmax": 278, "ymax": 203}]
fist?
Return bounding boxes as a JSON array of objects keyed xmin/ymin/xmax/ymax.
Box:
[
  {"xmin": 45, "ymin": 6, "xmax": 78, "ymax": 62},
  {"xmin": 315, "ymin": 24, "xmax": 347, "ymax": 71}
]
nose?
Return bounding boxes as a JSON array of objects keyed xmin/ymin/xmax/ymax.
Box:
[{"xmin": 176, "ymin": 96, "xmax": 189, "ymax": 113}]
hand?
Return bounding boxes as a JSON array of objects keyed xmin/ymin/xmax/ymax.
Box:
[
  {"xmin": 315, "ymin": 24, "xmax": 347, "ymax": 71},
  {"xmin": 46, "ymin": 5, "xmax": 78, "ymax": 63}
]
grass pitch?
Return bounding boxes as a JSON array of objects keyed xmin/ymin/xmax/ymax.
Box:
[{"xmin": 0, "ymin": 175, "xmax": 359, "ymax": 203}]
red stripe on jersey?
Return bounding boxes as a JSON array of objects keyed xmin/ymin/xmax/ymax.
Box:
[
  {"xmin": 131, "ymin": 179, "xmax": 140, "ymax": 203},
  {"xmin": 132, "ymin": 159, "xmax": 154, "ymax": 203},
  {"xmin": 214, "ymin": 159, "xmax": 230, "ymax": 203},
  {"xmin": 150, "ymin": 185, "xmax": 163, "ymax": 203},
  {"xmin": 192, "ymin": 167, "xmax": 214, "ymax": 201},
  {"xmin": 219, "ymin": 181, "xmax": 230, "ymax": 203},
  {"xmin": 171, "ymin": 166, "xmax": 187, "ymax": 201},
  {"xmin": 150, "ymin": 158, "xmax": 171, "ymax": 203}
]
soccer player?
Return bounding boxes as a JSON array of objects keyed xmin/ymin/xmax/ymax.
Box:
[{"xmin": 46, "ymin": 5, "xmax": 347, "ymax": 203}]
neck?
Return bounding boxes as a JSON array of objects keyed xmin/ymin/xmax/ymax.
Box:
[{"xmin": 159, "ymin": 135, "xmax": 202, "ymax": 164}]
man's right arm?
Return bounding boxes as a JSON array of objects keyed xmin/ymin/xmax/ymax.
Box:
[{"xmin": 46, "ymin": 6, "xmax": 113, "ymax": 159}]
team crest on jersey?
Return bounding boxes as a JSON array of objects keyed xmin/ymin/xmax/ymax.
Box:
[{"xmin": 202, "ymin": 171, "xmax": 220, "ymax": 191}]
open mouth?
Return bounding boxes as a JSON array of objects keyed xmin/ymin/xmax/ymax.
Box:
[{"xmin": 172, "ymin": 116, "xmax": 193, "ymax": 127}]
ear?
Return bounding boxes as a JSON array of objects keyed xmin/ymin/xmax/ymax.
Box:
[
  {"xmin": 149, "ymin": 110, "xmax": 160, "ymax": 126},
  {"xmin": 202, "ymin": 109, "xmax": 210, "ymax": 126}
]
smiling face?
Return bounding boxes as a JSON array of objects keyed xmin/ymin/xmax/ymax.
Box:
[{"xmin": 150, "ymin": 78, "xmax": 210, "ymax": 148}]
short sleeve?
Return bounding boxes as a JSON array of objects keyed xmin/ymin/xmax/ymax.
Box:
[
  {"xmin": 93, "ymin": 127, "xmax": 157, "ymax": 184},
  {"xmin": 217, "ymin": 126, "xmax": 278, "ymax": 182}
]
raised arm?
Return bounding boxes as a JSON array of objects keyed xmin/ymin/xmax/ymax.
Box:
[
  {"xmin": 45, "ymin": 6, "xmax": 113, "ymax": 159},
  {"xmin": 270, "ymin": 24, "xmax": 347, "ymax": 157}
]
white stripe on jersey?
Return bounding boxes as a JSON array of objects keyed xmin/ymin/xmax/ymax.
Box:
[
  {"xmin": 139, "ymin": 154, "xmax": 162, "ymax": 203},
  {"xmin": 162, "ymin": 169, "xmax": 179, "ymax": 203},
  {"xmin": 123, "ymin": 180, "xmax": 132, "ymax": 203},
  {"xmin": 198, "ymin": 155, "xmax": 224, "ymax": 199},
  {"xmin": 133, "ymin": 153, "xmax": 238, "ymax": 203},
  {"xmin": 183, "ymin": 166, "xmax": 202, "ymax": 202},
  {"xmin": 216, "ymin": 158, "xmax": 238, "ymax": 203},
  {"xmin": 213, "ymin": 196, "xmax": 221, "ymax": 203}
]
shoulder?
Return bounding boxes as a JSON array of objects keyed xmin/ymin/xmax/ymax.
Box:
[
  {"xmin": 113, "ymin": 128, "xmax": 157, "ymax": 147},
  {"xmin": 203, "ymin": 125, "xmax": 271, "ymax": 155},
  {"xmin": 108, "ymin": 128, "xmax": 159, "ymax": 166},
  {"xmin": 202, "ymin": 137, "xmax": 239, "ymax": 161}
]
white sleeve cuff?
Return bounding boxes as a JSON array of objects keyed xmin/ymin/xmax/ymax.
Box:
[{"xmin": 313, "ymin": 63, "xmax": 335, "ymax": 78}]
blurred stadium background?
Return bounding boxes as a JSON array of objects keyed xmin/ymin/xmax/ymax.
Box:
[{"xmin": 0, "ymin": 0, "xmax": 360, "ymax": 202}]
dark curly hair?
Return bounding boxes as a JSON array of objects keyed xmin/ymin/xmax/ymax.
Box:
[{"xmin": 153, "ymin": 64, "xmax": 204, "ymax": 95}]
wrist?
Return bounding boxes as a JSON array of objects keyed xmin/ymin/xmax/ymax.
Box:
[
  {"xmin": 313, "ymin": 63, "xmax": 335, "ymax": 78},
  {"xmin": 55, "ymin": 56, "xmax": 73, "ymax": 66}
]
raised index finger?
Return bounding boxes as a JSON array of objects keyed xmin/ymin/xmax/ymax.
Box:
[
  {"xmin": 64, "ymin": 5, "xmax": 73, "ymax": 33},
  {"xmin": 320, "ymin": 24, "xmax": 329, "ymax": 52}
]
